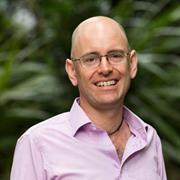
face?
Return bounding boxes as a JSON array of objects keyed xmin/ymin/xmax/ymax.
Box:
[{"xmin": 66, "ymin": 18, "xmax": 138, "ymax": 111}]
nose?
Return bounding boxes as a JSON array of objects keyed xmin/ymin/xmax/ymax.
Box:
[{"xmin": 97, "ymin": 56, "xmax": 113, "ymax": 75}]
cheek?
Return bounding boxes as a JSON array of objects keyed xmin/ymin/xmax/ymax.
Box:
[
  {"xmin": 76, "ymin": 68, "xmax": 95, "ymax": 84},
  {"xmin": 115, "ymin": 63, "xmax": 130, "ymax": 76},
  {"xmin": 76, "ymin": 72, "xmax": 90, "ymax": 90}
]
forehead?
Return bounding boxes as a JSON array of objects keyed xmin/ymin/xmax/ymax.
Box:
[{"xmin": 72, "ymin": 18, "xmax": 128, "ymax": 56}]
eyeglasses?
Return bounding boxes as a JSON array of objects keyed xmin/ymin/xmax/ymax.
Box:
[{"xmin": 71, "ymin": 50, "xmax": 130, "ymax": 69}]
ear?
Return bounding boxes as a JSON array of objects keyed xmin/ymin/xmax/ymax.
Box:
[
  {"xmin": 65, "ymin": 59, "xmax": 78, "ymax": 86},
  {"xmin": 129, "ymin": 50, "xmax": 138, "ymax": 79}
]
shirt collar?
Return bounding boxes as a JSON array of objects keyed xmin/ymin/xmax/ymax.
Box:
[
  {"xmin": 69, "ymin": 98, "xmax": 91, "ymax": 136},
  {"xmin": 123, "ymin": 106, "xmax": 148, "ymax": 142},
  {"xmin": 69, "ymin": 98, "xmax": 149, "ymax": 142}
]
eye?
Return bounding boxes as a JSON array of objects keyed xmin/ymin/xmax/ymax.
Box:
[
  {"xmin": 83, "ymin": 54, "xmax": 98, "ymax": 63},
  {"xmin": 109, "ymin": 52, "xmax": 124, "ymax": 58}
]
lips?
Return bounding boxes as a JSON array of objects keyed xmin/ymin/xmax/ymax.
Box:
[{"xmin": 95, "ymin": 80, "xmax": 117, "ymax": 87}]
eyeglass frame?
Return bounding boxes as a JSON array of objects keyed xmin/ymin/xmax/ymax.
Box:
[{"xmin": 70, "ymin": 49, "xmax": 131, "ymax": 69}]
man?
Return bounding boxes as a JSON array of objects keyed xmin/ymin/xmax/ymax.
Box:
[{"xmin": 11, "ymin": 16, "xmax": 167, "ymax": 180}]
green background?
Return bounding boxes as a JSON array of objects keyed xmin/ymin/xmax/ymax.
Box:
[{"xmin": 0, "ymin": 0, "xmax": 180, "ymax": 179}]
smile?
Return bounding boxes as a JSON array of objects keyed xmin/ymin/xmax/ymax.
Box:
[{"xmin": 96, "ymin": 80, "xmax": 117, "ymax": 87}]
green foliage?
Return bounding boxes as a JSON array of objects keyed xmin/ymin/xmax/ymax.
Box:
[{"xmin": 0, "ymin": 0, "xmax": 179, "ymax": 179}]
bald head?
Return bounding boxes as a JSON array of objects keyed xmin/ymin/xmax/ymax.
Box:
[{"xmin": 71, "ymin": 16, "xmax": 130, "ymax": 58}]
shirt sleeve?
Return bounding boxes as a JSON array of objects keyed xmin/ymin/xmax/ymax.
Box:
[
  {"xmin": 10, "ymin": 134, "xmax": 45, "ymax": 180},
  {"xmin": 156, "ymin": 134, "xmax": 167, "ymax": 180}
]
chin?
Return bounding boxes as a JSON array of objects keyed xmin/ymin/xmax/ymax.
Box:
[{"xmin": 95, "ymin": 97, "xmax": 122, "ymax": 107}]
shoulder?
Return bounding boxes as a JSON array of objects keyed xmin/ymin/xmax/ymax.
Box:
[{"xmin": 18, "ymin": 112, "xmax": 71, "ymax": 143}]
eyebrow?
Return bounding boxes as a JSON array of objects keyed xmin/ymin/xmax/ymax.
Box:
[
  {"xmin": 82, "ymin": 49, "xmax": 126, "ymax": 56},
  {"xmin": 107, "ymin": 49, "xmax": 125, "ymax": 53}
]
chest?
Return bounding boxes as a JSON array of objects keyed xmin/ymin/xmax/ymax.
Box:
[
  {"xmin": 109, "ymin": 124, "xmax": 131, "ymax": 160},
  {"xmin": 40, "ymin": 132, "xmax": 161, "ymax": 180}
]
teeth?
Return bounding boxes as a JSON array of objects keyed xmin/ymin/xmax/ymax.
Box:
[{"xmin": 96, "ymin": 80, "xmax": 116, "ymax": 87}]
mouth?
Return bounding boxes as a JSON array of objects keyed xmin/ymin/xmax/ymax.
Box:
[{"xmin": 95, "ymin": 80, "xmax": 118, "ymax": 87}]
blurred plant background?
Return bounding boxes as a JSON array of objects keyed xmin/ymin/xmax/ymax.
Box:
[{"xmin": 0, "ymin": 0, "xmax": 179, "ymax": 179}]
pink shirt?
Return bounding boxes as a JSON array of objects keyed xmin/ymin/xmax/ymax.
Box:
[{"xmin": 11, "ymin": 98, "xmax": 167, "ymax": 180}]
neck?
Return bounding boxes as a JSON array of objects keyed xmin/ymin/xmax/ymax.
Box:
[
  {"xmin": 108, "ymin": 117, "xmax": 124, "ymax": 135},
  {"xmin": 79, "ymin": 99, "xmax": 124, "ymax": 134}
]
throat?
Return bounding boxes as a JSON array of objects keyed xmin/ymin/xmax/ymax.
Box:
[
  {"xmin": 109, "ymin": 121, "xmax": 131, "ymax": 160},
  {"xmin": 108, "ymin": 119, "xmax": 124, "ymax": 135}
]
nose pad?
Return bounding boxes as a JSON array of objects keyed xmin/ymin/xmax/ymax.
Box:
[{"xmin": 98, "ymin": 56, "xmax": 113, "ymax": 75}]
